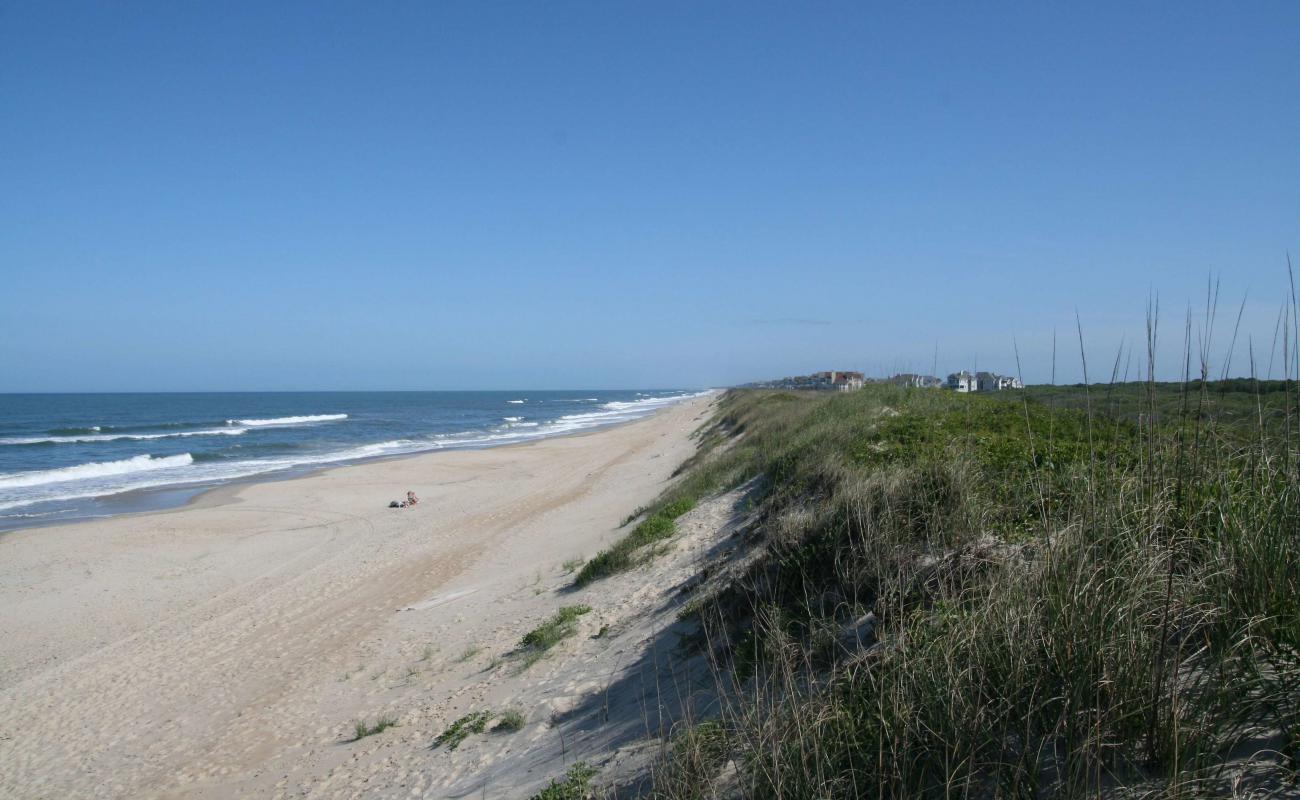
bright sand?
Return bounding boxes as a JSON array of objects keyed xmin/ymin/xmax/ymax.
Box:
[{"xmin": 0, "ymin": 394, "xmax": 718, "ymax": 798}]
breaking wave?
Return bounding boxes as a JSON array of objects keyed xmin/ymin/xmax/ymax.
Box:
[
  {"xmin": 0, "ymin": 428, "xmax": 247, "ymax": 445},
  {"xmin": 0, "ymin": 454, "xmax": 195, "ymax": 490},
  {"xmin": 227, "ymin": 414, "xmax": 348, "ymax": 427}
]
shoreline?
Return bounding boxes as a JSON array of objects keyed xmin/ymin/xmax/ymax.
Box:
[
  {"xmin": 0, "ymin": 391, "xmax": 715, "ymax": 536},
  {"xmin": 0, "ymin": 392, "xmax": 717, "ymax": 797}
]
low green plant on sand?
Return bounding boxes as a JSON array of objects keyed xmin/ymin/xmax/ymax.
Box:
[
  {"xmin": 434, "ymin": 711, "xmax": 492, "ymax": 751},
  {"xmin": 492, "ymin": 708, "xmax": 525, "ymax": 733},
  {"xmin": 516, "ymin": 605, "xmax": 593, "ymax": 668},
  {"xmin": 574, "ymin": 498, "xmax": 696, "ymax": 586},
  {"xmin": 530, "ymin": 762, "xmax": 598, "ymax": 800},
  {"xmin": 351, "ymin": 714, "xmax": 397, "ymax": 741}
]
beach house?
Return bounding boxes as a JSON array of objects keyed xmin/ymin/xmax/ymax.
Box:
[
  {"xmin": 813, "ymin": 371, "xmax": 865, "ymax": 391},
  {"xmin": 947, "ymin": 370, "xmax": 1022, "ymax": 392},
  {"xmin": 947, "ymin": 370, "xmax": 977, "ymax": 392},
  {"xmin": 890, "ymin": 373, "xmax": 943, "ymax": 388}
]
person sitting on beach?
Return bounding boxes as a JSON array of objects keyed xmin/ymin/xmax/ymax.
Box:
[{"xmin": 406, "ymin": 491, "xmax": 419, "ymax": 506}]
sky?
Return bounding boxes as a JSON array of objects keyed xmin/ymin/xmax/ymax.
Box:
[{"xmin": 2, "ymin": 2, "xmax": 1298, "ymax": 391}]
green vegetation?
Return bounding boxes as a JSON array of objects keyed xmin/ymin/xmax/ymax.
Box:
[
  {"xmin": 529, "ymin": 762, "xmax": 598, "ymax": 800},
  {"xmin": 1018, "ymin": 378, "xmax": 1296, "ymax": 438},
  {"xmin": 653, "ymin": 720, "xmax": 731, "ymax": 797},
  {"xmin": 455, "ymin": 645, "xmax": 481, "ymax": 662},
  {"xmin": 350, "ymin": 714, "xmax": 397, "ymax": 741},
  {"xmin": 574, "ymin": 497, "xmax": 697, "ymax": 586},
  {"xmin": 561, "ymin": 556, "xmax": 585, "ymax": 574},
  {"xmin": 637, "ymin": 366, "xmax": 1300, "ymax": 797},
  {"xmin": 434, "ymin": 711, "xmax": 492, "ymax": 750},
  {"xmin": 520, "ymin": 605, "xmax": 592, "ymax": 656},
  {"xmin": 493, "ymin": 708, "xmax": 526, "ymax": 733}
]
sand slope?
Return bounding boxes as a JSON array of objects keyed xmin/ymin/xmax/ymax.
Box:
[{"xmin": 0, "ymin": 395, "xmax": 719, "ymax": 799}]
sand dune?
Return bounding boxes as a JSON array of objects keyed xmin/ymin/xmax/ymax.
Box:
[{"xmin": 0, "ymin": 394, "xmax": 718, "ymax": 798}]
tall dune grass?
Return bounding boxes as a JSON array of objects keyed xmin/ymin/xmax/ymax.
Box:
[{"xmin": 637, "ymin": 294, "xmax": 1300, "ymax": 798}]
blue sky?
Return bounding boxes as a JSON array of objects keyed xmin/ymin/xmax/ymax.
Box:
[{"xmin": 2, "ymin": 2, "xmax": 1297, "ymax": 391}]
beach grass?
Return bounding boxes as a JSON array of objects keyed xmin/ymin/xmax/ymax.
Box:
[
  {"xmin": 521, "ymin": 605, "xmax": 592, "ymax": 652},
  {"xmin": 492, "ymin": 708, "xmax": 525, "ymax": 733},
  {"xmin": 634, "ymin": 297, "xmax": 1300, "ymax": 797},
  {"xmin": 434, "ymin": 711, "xmax": 492, "ymax": 751},
  {"xmin": 350, "ymin": 714, "xmax": 398, "ymax": 741},
  {"xmin": 573, "ymin": 498, "xmax": 696, "ymax": 586},
  {"xmin": 529, "ymin": 762, "xmax": 598, "ymax": 800}
]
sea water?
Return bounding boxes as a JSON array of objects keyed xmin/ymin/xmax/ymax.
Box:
[{"xmin": 0, "ymin": 390, "xmax": 707, "ymax": 530}]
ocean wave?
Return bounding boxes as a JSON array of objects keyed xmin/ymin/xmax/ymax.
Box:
[
  {"xmin": 598, "ymin": 392, "xmax": 709, "ymax": 413},
  {"xmin": 0, "ymin": 428, "xmax": 248, "ymax": 445},
  {"xmin": 502, "ymin": 416, "xmax": 524, "ymax": 422},
  {"xmin": 506, "ymin": 400, "xmax": 525, "ymax": 404},
  {"xmin": 227, "ymin": 414, "xmax": 348, "ymax": 427},
  {"xmin": 0, "ymin": 509, "xmax": 63, "ymax": 519},
  {"xmin": 47, "ymin": 425, "xmax": 104, "ymax": 435},
  {"xmin": 0, "ymin": 454, "xmax": 195, "ymax": 490},
  {"xmin": 540, "ymin": 391, "xmax": 711, "ymax": 433},
  {"xmin": 0, "ymin": 393, "xmax": 712, "ymax": 515}
]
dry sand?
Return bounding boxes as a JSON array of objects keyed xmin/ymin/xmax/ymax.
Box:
[{"xmin": 0, "ymin": 394, "xmax": 733, "ymax": 799}]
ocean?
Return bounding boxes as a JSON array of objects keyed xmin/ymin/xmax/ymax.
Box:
[{"xmin": 0, "ymin": 390, "xmax": 707, "ymax": 530}]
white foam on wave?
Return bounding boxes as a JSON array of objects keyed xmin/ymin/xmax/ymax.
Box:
[
  {"xmin": 506, "ymin": 400, "xmax": 525, "ymax": 404},
  {"xmin": 598, "ymin": 392, "xmax": 710, "ymax": 413},
  {"xmin": 0, "ymin": 509, "xmax": 63, "ymax": 519},
  {"xmin": 538, "ymin": 391, "xmax": 712, "ymax": 434},
  {"xmin": 227, "ymin": 414, "xmax": 348, "ymax": 427},
  {"xmin": 502, "ymin": 416, "xmax": 524, "ymax": 422},
  {"xmin": 0, "ymin": 428, "xmax": 247, "ymax": 445},
  {"xmin": 0, "ymin": 454, "xmax": 195, "ymax": 490}
]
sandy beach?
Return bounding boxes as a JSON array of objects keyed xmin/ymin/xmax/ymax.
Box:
[{"xmin": 0, "ymin": 394, "xmax": 722, "ymax": 798}]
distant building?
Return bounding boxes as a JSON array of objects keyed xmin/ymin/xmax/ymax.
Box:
[
  {"xmin": 978, "ymin": 371, "xmax": 1022, "ymax": 391},
  {"xmin": 889, "ymin": 373, "xmax": 943, "ymax": 388},
  {"xmin": 947, "ymin": 370, "xmax": 977, "ymax": 392},
  {"xmin": 813, "ymin": 370, "xmax": 865, "ymax": 391},
  {"xmin": 747, "ymin": 370, "xmax": 866, "ymax": 391},
  {"xmin": 947, "ymin": 370, "xmax": 1021, "ymax": 392}
]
